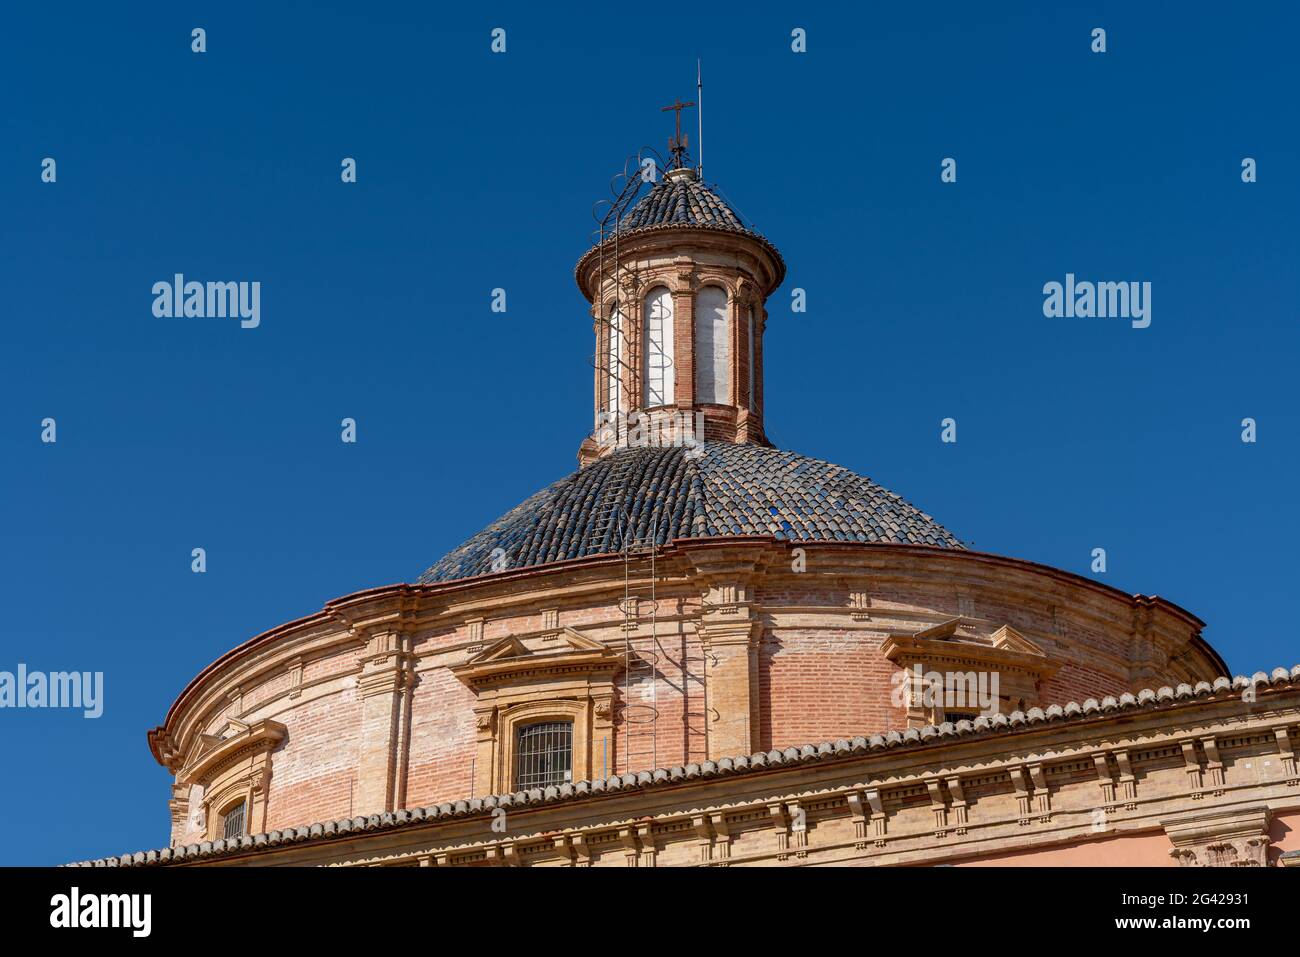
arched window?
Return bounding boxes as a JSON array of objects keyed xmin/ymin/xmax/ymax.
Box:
[
  {"xmin": 514, "ymin": 720, "xmax": 573, "ymax": 790},
  {"xmin": 643, "ymin": 287, "xmax": 675, "ymax": 407},
  {"xmin": 604, "ymin": 304, "xmax": 624, "ymax": 424},
  {"xmin": 695, "ymin": 286, "xmax": 730, "ymax": 404},
  {"xmin": 220, "ymin": 799, "xmax": 246, "ymax": 840}
]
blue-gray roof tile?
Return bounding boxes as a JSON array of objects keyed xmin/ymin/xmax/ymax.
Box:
[{"xmin": 417, "ymin": 443, "xmax": 963, "ymax": 584}]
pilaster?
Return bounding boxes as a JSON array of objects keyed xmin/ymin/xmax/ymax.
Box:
[{"xmin": 355, "ymin": 627, "xmax": 416, "ymax": 814}]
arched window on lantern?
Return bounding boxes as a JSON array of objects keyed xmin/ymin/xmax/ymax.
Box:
[
  {"xmin": 603, "ymin": 303, "xmax": 625, "ymax": 427},
  {"xmin": 695, "ymin": 286, "xmax": 730, "ymax": 404},
  {"xmin": 643, "ymin": 286, "xmax": 675, "ymax": 407}
]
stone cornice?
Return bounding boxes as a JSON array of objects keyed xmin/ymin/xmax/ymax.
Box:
[
  {"xmin": 575, "ymin": 225, "xmax": 785, "ymax": 301},
  {"xmin": 100, "ymin": 665, "xmax": 1300, "ymax": 867}
]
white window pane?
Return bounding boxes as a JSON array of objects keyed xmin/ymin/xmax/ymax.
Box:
[
  {"xmin": 695, "ymin": 287, "xmax": 730, "ymax": 405},
  {"xmin": 644, "ymin": 287, "xmax": 675, "ymax": 407},
  {"xmin": 607, "ymin": 306, "xmax": 624, "ymax": 419}
]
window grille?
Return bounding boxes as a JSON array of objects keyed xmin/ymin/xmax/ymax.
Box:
[
  {"xmin": 222, "ymin": 801, "xmax": 246, "ymax": 840},
  {"xmin": 515, "ymin": 721, "xmax": 573, "ymax": 790}
]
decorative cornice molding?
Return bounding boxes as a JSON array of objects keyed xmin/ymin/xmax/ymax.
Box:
[
  {"xmin": 1163, "ymin": 805, "xmax": 1272, "ymax": 867},
  {"xmin": 85, "ymin": 665, "xmax": 1300, "ymax": 868}
]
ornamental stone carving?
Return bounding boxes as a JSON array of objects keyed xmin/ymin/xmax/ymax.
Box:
[{"xmin": 1163, "ymin": 805, "xmax": 1273, "ymax": 867}]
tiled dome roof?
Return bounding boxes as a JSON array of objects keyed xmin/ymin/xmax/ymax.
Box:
[
  {"xmin": 576, "ymin": 169, "xmax": 786, "ymax": 293},
  {"xmin": 617, "ymin": 174, "xmax": 749, "ymax": 232},
  {"xmin": 417, "ymin": 444, "xmax": 963, "ymax": 584}
]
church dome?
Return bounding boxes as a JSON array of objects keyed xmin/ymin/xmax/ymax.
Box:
[
  {"xmin": 579, "ymin": 168, "xmax": 786, "ymax": 290},
  {"xmin": 619, "ymin": 173, "xmax": 750, "ymax": 232},
  {"xmin": 417, "ymin": 443, "xmax": 963, "ymax": 584}
]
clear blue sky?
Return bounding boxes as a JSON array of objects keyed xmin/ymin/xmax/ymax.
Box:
[{"xmin": 1, "ymin": 2, "xmax": 1296, "ymax": 865}]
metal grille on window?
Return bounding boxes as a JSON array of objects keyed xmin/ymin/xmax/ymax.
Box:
[
  {"xmin": 222, "ymin": 801, "xmax": 246, "ymax": 840},
  {"xmin": 515, "ymin": 721, "xmax": 573, "ymax": 790}
]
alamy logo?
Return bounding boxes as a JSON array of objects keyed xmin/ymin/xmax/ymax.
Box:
[
  {"xmin": 152, "ymin": 274, "xmax": 261, "ymax": 328},
  {"xmin": 595, "ymin": 409, "xmax": 706, "ymax": 458},
  {"xmin": 0, "ymin": 664, "xmax": 103, "ymax": 718},
  {"xmin": 1042, "ymin": 273, "xmax": 1151, "ymax": 328},
  {"xmin": 890, "ymin": 664, "xmax": 1000, "ymax": 717},
  {"xmin": 50, "ymin": 888, "xmax": 151, "ymax": 937}
]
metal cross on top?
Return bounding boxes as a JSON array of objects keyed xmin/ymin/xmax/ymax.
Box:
[{"xmin": 661, "ymin": 97, "xmax": 696, "ymax": 168}]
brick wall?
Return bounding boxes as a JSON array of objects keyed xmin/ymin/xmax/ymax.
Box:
[
  {"xmin": 263, "ymin": 683, "xmax": 362, "ymax": 829},
  {"xmin": 156, "ymin": 544, "xmax": 1222, "ymax": 836},
  {"xmin": 759, "ymin": 629, "xmax": 905, "ymax": 748},
  {"xmin": 404, "ymin": 666, "xmax": 477, "ymax": 807}
]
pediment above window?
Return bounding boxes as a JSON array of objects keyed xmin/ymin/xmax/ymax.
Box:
[
  {"xmin": 179, "ymin": 719, "xmax": 287, "ymax": 785},
  {"xmin": 182, "ymin": 733, "xmax": 224, "ymax": 770},
  {"xmin": 452, "ymin": 628, "xmax": 619, "ymax": 692},
  {"xmin": 989, "ymin": 624, "xmax": 1046, "ymax": 656},
  {"xmin": 883, "ymin": 620, "xmax": 1058, "ymax": 726},
  {"xmin": 883, "ymin": 619, "xmax": 1058, "ymax": 679}
]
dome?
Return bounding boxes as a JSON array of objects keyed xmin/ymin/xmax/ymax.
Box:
[
  {"xmin": 618, "ymin": 174, "xmax": 750, "ymax": 232},
  {"xmin": 418, "ymin": 443, "xmax": 963, "ymax": 584},
  {"xmin": 580, "ymin": 169, "xmax": 786, "ymax": 291}
]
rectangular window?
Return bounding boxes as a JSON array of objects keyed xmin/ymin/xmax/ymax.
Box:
[
  {"xmin": 515, "ymin": 721, "xmax": 573, "ymax": 790},
  {"xmin": 222, "ymin": 801, "xmax": 246, "ymax": 840}
]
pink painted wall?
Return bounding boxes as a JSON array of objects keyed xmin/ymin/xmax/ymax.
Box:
[{"xmin": 955, "ymin": 830, "xmax": 1177, "ymax": 867}]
